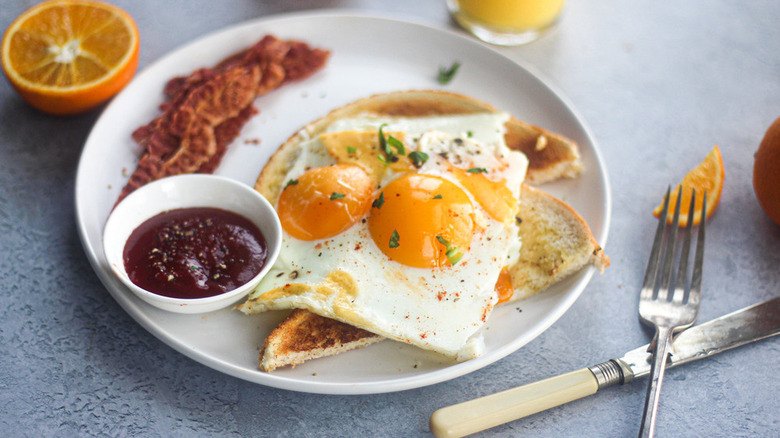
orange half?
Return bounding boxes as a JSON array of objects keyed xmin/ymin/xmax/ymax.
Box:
[
  {"xmin": 653, "ymin": 145, "xmax": 724, "ymax": 226},
  {"xmin": 1, "ymin": 0, "xmax": 139, "ymax": 115}
]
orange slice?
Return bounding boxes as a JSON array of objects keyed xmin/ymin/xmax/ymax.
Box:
[
  {"xmin": 1, "ymin": 0, "xmax": 139, "ymax": 115},
  {"xmin": 653, "ymin": 145, "xmax": 724, "ymax": 226}
]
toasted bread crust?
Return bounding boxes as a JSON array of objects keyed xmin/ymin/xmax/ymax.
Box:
[
  {"xmin": 260, "ymin": 309, "xmax": 383, "ymax": 372},
  {"xmin": 504, "ymin": 121, "xmax": 582, "ymax": 184}
]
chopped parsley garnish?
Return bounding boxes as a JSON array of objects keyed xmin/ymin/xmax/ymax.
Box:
[
  {"xmin": 388, "ymin": 135, "xmax": 405, "ymax": 155},
  {"xmin": 346, "ymin": 146, "xmax": 357, "ymax": 154},
  {"xmin": 467, "ymin": 167, "xmax": 488, "ymax": 174},
  {"xmin": 438, "ymin": 61, "xmax": 461, "ymax": 85},
  {"xmin": 407, "ymin": 150, "xmax": 429, "ymax": 168},
  {"xmin": 389, "ymin": 229, "xmax": 400, "ymax": 248},
  {"xmin": 330, "ymin": 192, "xmax": 346, "ymax": 200},
  {"xmin": 372, "ymin": 192, "xmax": 385, "ymax": 209},
  {"xmin": 284, "ymin": 179, "xmax": 299, "ymax": 189},
  {"xmin": 466, "ymin": 130, "xmax": 474, "ymax": 138},
  {"xmin": 378, "ymin": 125, "xmax": 392, "ymax": 153},
  {"xmin": 378, "ymin": 123, "xmax": 405, "ymax": 163},
  {"xmin": 432, "ymin": 194, "xmax": 443, "ymax": 199},
  {"xmin": 436, "ymin": 235, "xmax": 463, "ymax": 265},
  {"xmin": 378, "ymin": 123, "xmax": 391, "ymax": 156}
]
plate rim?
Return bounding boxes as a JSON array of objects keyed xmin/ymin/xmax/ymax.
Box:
[{"xmin": 75, "ymin": 9, "xmax": 611, "ymax": 395}]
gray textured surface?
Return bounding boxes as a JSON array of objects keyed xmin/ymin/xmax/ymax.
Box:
[{"xmin": 1, "ymin": 0, "xmax": 779, "ymax": 436}]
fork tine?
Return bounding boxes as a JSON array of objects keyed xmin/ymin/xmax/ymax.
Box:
[
  {"xmin": 657, "ymin": 186, "xmax": 683, "ymax": 301},
  {"xmin": 672, "ymin": 189, "xmax": 696, "ymax": 304},
  {"xmin": 640, "ymin": 186, "xmax": 671, "ymax": 300},
  {"xmin": 688, "ymin": 191, "xmax": 707, "ymax": 307}
]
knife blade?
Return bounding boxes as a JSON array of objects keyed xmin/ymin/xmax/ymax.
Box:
[
  {"xmin": 608, "ymin": 296, "xmax": 780, "ymax": 383},
  {"xmin": 430, "ymin": 297, "xmax": 780, "ymax": 438}
]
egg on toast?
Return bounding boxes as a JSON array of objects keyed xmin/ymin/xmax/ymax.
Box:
[{"xmin": 236, "ymin": 90, "xmax": 607, "ymax": 370}]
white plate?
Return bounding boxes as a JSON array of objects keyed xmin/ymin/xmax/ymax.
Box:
[{"xmin": 75, "ymin": 11, "xmax": 610, "ymax": 395}]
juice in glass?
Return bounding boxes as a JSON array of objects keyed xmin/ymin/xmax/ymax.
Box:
[{"xmin": 448, "ymin": 0, "xmax": 566, "ymax": 45}]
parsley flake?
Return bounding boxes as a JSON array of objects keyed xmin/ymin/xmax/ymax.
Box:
[
  {"xmin": 372, "ymin": 192, "xmax": 385, "ymax": 209},
  {"xmin": 284, "ymin": 179, "xmax": 299, "ymax": 189},
  {"xmin": 389, "ymin": 230, "xmax": 400, "ymax": 249},
  {"xmin": 330, "ymin": 192, "xmax": 346, "ymax": 200},
  {"xmin": 438, "ymin": 61, "xmax": 461, "ymax": 85},
  {"xmin": 436, "ymin": 235, "xmax": 463, "ymax": 265},
  {"xmin": 467, "ymin": 167, "xmax": 488, "ymax": 174},
  {"xmin": 379, "ymin": 124, "xmax": 406, "ymax": 162},
  {"xmin": 378, "ymin": 124, "xmax": 392, "ymax": 158},
  {"xmin": 388, "ymin": 135, "xmax": 405, "ymax": 155},
  {"xmin": 433, "ymin": 194, "xmax": 443, "ymax": 199},
  {"xmin": 346, "ymin": 146, "xmax": 357, "ymax": 154},
  {"xmin": 407, "ymin": 150, "xmax": 429, "ymax": 168}
]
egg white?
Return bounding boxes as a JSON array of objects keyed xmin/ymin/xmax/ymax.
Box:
[{"xmin": 240, "ymin": 114, "xmax": 528, "ymax": 359}]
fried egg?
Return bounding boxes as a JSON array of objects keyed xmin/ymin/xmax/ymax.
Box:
[{"xmin": 239, "ymin": 113, "xmax": 528, "ymax": 359}]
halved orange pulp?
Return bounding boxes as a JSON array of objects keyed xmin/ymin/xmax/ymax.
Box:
[
  {"xmin": 653, "ymin": 145, "xmax": 724, "ymax": 226},
  {"xmin": 1, "ymin": 0, "xmax": 139, "ymax": 115}
]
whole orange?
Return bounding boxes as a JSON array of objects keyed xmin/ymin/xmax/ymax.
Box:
[{"xmin": 753, "ymin": 116, "xmax": 780, "ymax": 226}]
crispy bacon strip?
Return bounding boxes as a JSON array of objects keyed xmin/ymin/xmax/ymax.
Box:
[
  {"xmin": 159, "ymin": 66, "xmax": 260, "ymax": 177},
  {"xmin": 116, "ymin": 35, "xmax": 329, "ymax": 205}
]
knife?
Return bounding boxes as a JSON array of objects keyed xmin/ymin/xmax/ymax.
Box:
[{"xmin": 430, "ymin": 297, "xmax": 780, "ymax": 438}]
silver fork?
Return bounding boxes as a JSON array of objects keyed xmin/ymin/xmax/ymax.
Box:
[{"xmin": 638, "ymin": 186, "xmax": 707, "ymax": 438}]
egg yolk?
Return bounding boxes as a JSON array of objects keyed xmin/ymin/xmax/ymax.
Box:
[
  {"xmin": 368, "ymin": 174, "xmax": 474, "ymax": 268},
  {"xmin": 495, "ymin": 266, "xmax": 514, "ymax": 304},
  {"xmin": 277, "ymin": 164, "xmax": 373, "ymax": 240},
  {"xmin": 450, "ymin": 166, "xmax": 518, "ymax": 224}
]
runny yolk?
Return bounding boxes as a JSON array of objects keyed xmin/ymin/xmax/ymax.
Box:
[
  {"xmin": 495, "ymin": 266, "xmax": 514, "ymax": 304},
  {"xmin": 368, "ymin": 174, "xmax": 474, "ymax": 268},
  {"xmin": 450, "ymin": 165, "xmax": 518, "ymax": 224},
  {"xmin": 277, "ymin": 164, "xmax": 373, "ymax": 240}
]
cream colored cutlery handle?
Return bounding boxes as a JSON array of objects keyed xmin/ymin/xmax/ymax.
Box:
[{"xmin": 430, "ymin": 368, "xmax": 599, "ymax": 438}]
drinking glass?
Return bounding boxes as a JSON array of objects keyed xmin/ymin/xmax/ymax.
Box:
[{"xmin": 447, "ymin": 0, "xmax": 565, "ymax": 46}]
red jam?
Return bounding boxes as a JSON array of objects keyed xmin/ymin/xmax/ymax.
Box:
[{"xmin": 123, "ymin": 207, "xmax": 268, "ymax": 299}]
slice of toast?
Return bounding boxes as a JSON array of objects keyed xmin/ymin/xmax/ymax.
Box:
[
  {"xmin": 259, "ymin": 185, "xmax": 607, "ymax": 371},
  {"xmin": 259, "ymin": 309, "xmax": 383, "ymax": 372},
  {"xmin": 508, "ymin": 184, "xmax": 609, "ymax": 301}
]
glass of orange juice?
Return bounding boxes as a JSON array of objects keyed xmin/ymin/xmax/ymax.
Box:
[{"xmin": 447, "ymin": 0, "xmax": 566, "ymax": 46}]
